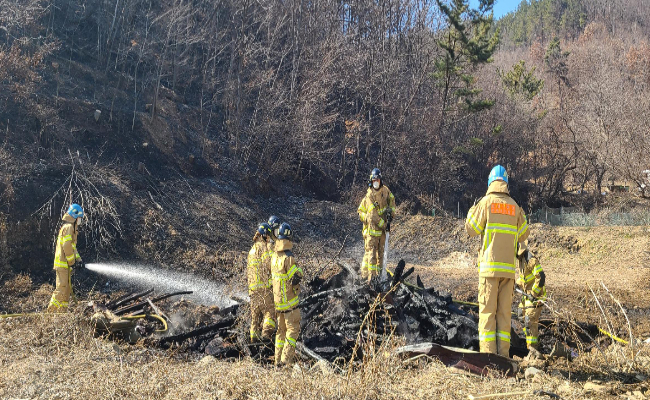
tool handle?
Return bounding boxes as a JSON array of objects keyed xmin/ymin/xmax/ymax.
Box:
[{"xmin": 468, "ymin": 391, "xmax": 529, "ymax": 400}]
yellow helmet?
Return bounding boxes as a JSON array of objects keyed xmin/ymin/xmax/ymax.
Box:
[{"xmin": 517, "ymin": 241, "xmax": 528, "ymax": 256}]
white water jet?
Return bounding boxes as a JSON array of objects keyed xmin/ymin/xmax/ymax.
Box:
[{"xmin": 86, "ymin": 262, "xmax": 241, "ymax": 307}]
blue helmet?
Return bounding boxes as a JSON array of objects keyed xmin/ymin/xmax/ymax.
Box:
[
  {"xmin": 257, "ymin": 222, "xmax": 271, "ymax": 237},
  {"xmin": 488, "ymin": 165, "xmax": 508, "ymax": 187},
  {"xmin": 277, "ymin": 222, "xmax": 292, "ymax": 240},
  {"xmin": 268, "ymin": 215, "xmax": 281, "ymax": 231},
  {"xmin": 67, "ymin": 204, "xmax": 84, "ymax": 218}
]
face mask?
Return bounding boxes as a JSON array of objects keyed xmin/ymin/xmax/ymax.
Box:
[
  {"xmin": 76, "ymin": 217, "xmax": 83, "ymax": 227},
  {"xmin": 372, "ymin": 181, "xmax": 380, "ymax": 190}
]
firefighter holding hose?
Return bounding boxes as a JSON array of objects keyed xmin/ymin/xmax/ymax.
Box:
[{"xmin": 47, "ymin": 204, "xmax": 85, "ymax": 312}]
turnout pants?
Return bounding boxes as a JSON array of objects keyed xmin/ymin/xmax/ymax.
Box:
[
  {"xmin": 249, "ymin": 289, "xmax": 276, "ymax": 341},
  {"xmin": 48, "ymin": 267, "xmax": 72, "ymax": 313},
  {"xmin": 478, "ymin": 277, "xmax": 514, "ymax": 357},
  {"xmin": 361, "ymin": 232, "xmax": 386, "ymax": 281},
  {"xmin": 275, "ymin": 308, "xmax": 301, "ymax": 366},
  {"xmin": 520, "ymin": 302, "xmax": 542, "ymax": 349}
]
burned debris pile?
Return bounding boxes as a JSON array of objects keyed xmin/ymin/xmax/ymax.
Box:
[
  {"xmin": 88, "ymin": 288, "xmax": 193, "ymax": 343},
  {"xmin": 90, "ymin": 260, "xmax": 532, "ymax": 370},
  {"xmin": 92, "ymin": 260, "xmax": 487, "ymax": 362},
  {"xmin": 299, "ymin": 260, "xmax": 480, "ymax": 361}
]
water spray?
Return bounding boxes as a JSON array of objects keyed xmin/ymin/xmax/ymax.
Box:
[{"xmin": 86, "ymin": 262, "xmax": 242, "ymax": 308}]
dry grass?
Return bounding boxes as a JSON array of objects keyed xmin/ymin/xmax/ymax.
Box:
[
  {"xmin": 3, "ymin": 222, "xmax": 650, "ymax": 399},
  {"xmin": 1, "ymin": 306, "xmax": 638, "ymax": 400}
]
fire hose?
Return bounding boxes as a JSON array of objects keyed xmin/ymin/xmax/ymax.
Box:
[
  {"xmin": 112, "ymin": 313, "xmax": 168, "ymax": 332},
  {"xmin": 1, "ymin": 312, "xmax": 169, "ymax": 333}
]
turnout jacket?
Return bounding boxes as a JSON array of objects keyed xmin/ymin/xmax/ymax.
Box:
[
  {"xmin": 247, "ymin": 237, "xmax": 273, "ymax": 294},
  {"xmin": 518, "ymin": 251, "xmax": 546, "ymax": 302},
  {"xmin": 357, "ymin": 185, "xmax": 396, "ymax": 237},
  {"xmin": 53, "ymin": 214, "xmax": 81, "ymax": 270},
  {"xmin": 271, "ymin": 239, "xmax": 303, "ymax": 312},
  {"xmin": 465, "ymin": 180, "xmax": 529, "ymax": 279}
]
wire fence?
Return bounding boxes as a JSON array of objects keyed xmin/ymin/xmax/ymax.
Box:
[{"xmin": 529, "ymin": 206, "xmax": 650, "ymax": 226}]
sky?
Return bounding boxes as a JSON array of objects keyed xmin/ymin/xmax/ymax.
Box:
[{"xmin": 469, "ymin": 0, "xmax": 523, "ymax": 19}]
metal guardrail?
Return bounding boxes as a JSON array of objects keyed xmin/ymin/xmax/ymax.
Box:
[{"xmin": 529, "ymin": 207, "xmax": 650, "ymax": 226}]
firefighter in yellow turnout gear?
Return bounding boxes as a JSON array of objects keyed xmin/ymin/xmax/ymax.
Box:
[
  {"xmin": 517, "ymin": 242, "xmax": 546, "ymax": 350},
  {"xmin": 247, "ymin": 222, "xmax": 276, "ymax": 342},
  {"xmin": 357, "ymin": 168, "xmax": 395, "ymax": 281},
  {"xmin": 465, "ymin": 166, "xmax": 529, "ymax": 357},
  {"xmin": 271, "ymin": 222, "xmax": 303, "ymax": 366},
  {"xmin": 48, "ymin": 204, "xmax": 85, "ymax": 313}
]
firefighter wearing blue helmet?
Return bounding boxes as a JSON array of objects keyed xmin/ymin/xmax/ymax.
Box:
[
  {"xmin": 357, "ymin": 168, "xmax": 396, "ymax": 282},
  {"xmin": 465, "ymin": 165, "xmax": 529, "ymax": 357},
  {"xmin": 48, "ymin": 204, "xmax": 85, "ymax": 312}
]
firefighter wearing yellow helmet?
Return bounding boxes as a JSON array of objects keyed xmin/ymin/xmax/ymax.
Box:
[
  {"xmin": 47, "ymin": 204, "xmax": 85, "ymax": 312},
  {"xmin": 465, "ymin": 166, "xmax": 529, "ymax": 357},
  {"xmin": 271, "ymin": 222, "xmax": 303, "ymax": 366},
  {"xmin": 517, "ymin": 241, "xmax": 546, "ymax": 350}
]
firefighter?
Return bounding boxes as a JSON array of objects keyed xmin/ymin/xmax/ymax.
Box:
[
  {"xmin": 47, "ymin": 204, "xmax": 85, "ymax": 313},
  {"xmin": 268, "ymin": 215, "xmax": 281, "ymax": 242},
  {"xmin": 517, "ymin": 241, "xmax": 546, "ymax": 351},
  {"xmin": 271, "ymin": 222, "xmax": 303, "ymax": 366},
  {"xmin": 247, "ymin": 222, "xmax": 276, "ymax": 342},
  {"xmin": 357, "ymin": 168, "xmax": 396, "ymax": 282},
  {"xmin": 465, "ymin": 165, "xmax": 529, "ymax": 357}
]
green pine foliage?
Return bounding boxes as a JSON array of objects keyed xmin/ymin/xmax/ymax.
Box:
[
  {"xmin": 498, "ymin": 60, "xmax": 544, "ymax": 100},
  {"xmin": 497, "ymin": 0, "xmax": 586, "ymax": 48},
  {"xmin": 434, "ymin": 0, "xmax": 499, "ymax": 113}
]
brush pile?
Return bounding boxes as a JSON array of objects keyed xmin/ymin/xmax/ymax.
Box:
[{"xmin": 92, "ymin": 260, "xmax": 498, "ymax": 364}]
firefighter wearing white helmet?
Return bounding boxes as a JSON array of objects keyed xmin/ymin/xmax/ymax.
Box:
[
  {"xmin": 465, "ymin": 165, "xmax": 529, "ymax": 357},
  {"xmin": 47, "ymin": 204, "xmax": 85, "ymax": 313},
  {"xmin": 271, "ymin": 222, "xmax": 303, "ymax": 366},
  {"xmin": 357, "ymin": 168, "xmax": 396, "ymax": 282}
]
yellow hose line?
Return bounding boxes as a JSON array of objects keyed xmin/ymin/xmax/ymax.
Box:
[
  {"xmin": 0, "ymin": 312, "xmax": 61, "ymax": 318},
  {"xmin": 598, "ymin": 327, "xmax": 629, "ymax": 345},
  {"xmin": 121, "ymin": 314, "xmax": 168, "ymax": 332},
  {"xmin": 453, "ymin": 300, "xmax": 479, "ymax": 307}
]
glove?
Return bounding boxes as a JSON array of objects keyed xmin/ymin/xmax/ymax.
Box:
[{"xmin": 291, "ymin": 274, "xmax": 302, "ymax": 286}]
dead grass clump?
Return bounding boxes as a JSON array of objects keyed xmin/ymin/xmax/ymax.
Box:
[{"xmin": 3, "ymin": 273, "xmax": 32, "ymax": 296}]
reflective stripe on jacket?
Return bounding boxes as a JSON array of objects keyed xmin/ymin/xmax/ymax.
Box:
[
  {"xmin": 53, "ymin": 215, "xmax": 80, "ymax": 270},
  {"xmin": 465, "ymin": 180, "xmax": 529, "ymax": 279},
  {"xmin": 518, "ymin": 253, "xmax": 546, "ymax": 303},
  {"xmin": 247, "ymin": 238, "xmax": 273, "ymax": 293},
  {"xmin": 357, "ymin": 185, "xmax": 396, "ymax": 237},
  {"xmin": 271, "ymin": 239, "xmax": 303, "ymax": 312}
]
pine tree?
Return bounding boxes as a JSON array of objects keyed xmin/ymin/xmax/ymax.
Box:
[
  {"xmin": 499, "ymin": 60, "xmax": 545, "ymax": 101},
  {"xmin": 433, "ymin": 0, "xmax": 499, "ymax": 114}
]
